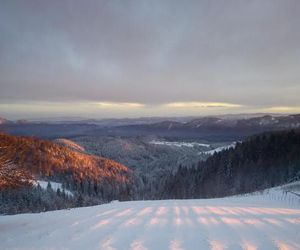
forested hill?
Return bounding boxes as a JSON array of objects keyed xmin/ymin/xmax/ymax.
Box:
[
  {"xmin": 161, "ymin": 129, "xmax": 300, "ymax": 199},
  {"xmin": 0, "ymin": 133, "xmax": 133, "ymax": 200}
]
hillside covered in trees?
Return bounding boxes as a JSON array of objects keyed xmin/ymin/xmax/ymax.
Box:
[
  {"xmin": 1, "ymin": 129, "xmax": 300, "ymax": 214},
  {"xmin": 0, "ymin": 133, "xmax": 134, "ymax": 214},
  {"xmin": 160, "ymin": 129, "xmax": 300, "ymax": 199}
]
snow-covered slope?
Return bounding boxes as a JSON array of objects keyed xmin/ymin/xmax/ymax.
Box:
[
  {"xmin": 1, "ymin": 184, "xmax": 300, "ymax": 250},
  {"xmin": 35, "ymin": 180, "xmax": 73, "ymax": 196},
  {"xmin": 203, "ymin": 142, "xmax": 236, "ymax": 155},
  {"xmin": 54, "ymin": 138, "xmax": 85, "ymax": 152},
  {"xmin": 149, "ymin": 140, "xmax": 210, "ymax": 148}
]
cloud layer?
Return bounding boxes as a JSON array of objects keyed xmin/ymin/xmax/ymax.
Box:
[{"xmin": 0, "ymin": 0, "xmax": 300, "ymax": 118}]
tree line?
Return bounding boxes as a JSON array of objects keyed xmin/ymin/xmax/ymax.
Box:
[
  {"xmin": 1, "ymin": 129, "xmax": 300, "ymax": 214},
  {"xmin": 159, "ymin": 129, "xmax": 300, "ymax": 199}
]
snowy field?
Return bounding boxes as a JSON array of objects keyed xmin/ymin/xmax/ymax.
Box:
[
  {"xmin": 149, "ymin": 140, "xmax": 211, "ymax": 148},
  {"xmin": 148, "ymin": 140, "xmax": 237, "ymax": 156},
  {"xmin": 1, "ymin": 186, "xmax": 300, "ymax": 250}
]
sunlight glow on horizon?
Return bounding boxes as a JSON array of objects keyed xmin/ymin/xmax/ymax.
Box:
[
  {"xmin": 166, "ymin": 102, "xmax": 243, "ymax": 109},
  {"xmin": 0, "ymin": 101, "xmax": 300, "ymax": 120},
  {"xmin": 95, "ymin": 102, "xmax": 145, "ymax": 108}
]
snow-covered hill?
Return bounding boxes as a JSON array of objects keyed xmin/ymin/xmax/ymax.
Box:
[{"xmin": 1, "ymin": 184, "xmax": 299, "ymax": 250}]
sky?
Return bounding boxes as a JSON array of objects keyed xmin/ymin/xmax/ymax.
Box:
[{"xmin": 0, "ymin": 0, "xmax": 300, "ymax": 119}]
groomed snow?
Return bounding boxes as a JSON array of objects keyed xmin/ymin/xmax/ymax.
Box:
[{"xmin": 1, "ymin": 187, "xmax": 300, "ymax": 250}]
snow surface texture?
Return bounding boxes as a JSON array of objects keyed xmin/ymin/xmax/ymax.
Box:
[{"xmin": 1, "ymin": 185, "xmax": 300, "ymax": 250}]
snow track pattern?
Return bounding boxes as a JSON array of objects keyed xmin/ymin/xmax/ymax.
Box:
[{"xmin": 1, "ymin": 198, "xmax": 300, "ymax": 250}]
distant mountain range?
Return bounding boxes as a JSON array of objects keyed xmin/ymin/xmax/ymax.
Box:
[
  {"xmin": 0, "ymin": 113, "xmax": 289, "ymax": 126},
  {"xmin": 112, "ymin": 114, "xmax": 300, "ymax": 141},
  {"xmin": 0, "ymin": 117, "xmax": 12, "ymax": 125},
  {"xmin": 0, "ymin": 116, "xmax": 194, "ymax": 126},
  {"xmin": 129, "ymin": 114, "xmax": 300, "ymax": 130},
  {"xmin": 1, "ymin": 114, "xmax": 299, "ymax": 141}
]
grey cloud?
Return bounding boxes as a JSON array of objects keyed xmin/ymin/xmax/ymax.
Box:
[{"xmin": 0, "ymin": 0, "xmax": 300, "ymax": 114}]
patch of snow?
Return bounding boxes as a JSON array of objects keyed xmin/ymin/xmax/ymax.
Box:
[
  {"xmin": 54, "ymin": 138, "xmax": 85, "ymax": 152},
  {"xmin": 149, "ymin": 140, "xmax": 210, "ymax": 148},
  {"xmin": 35, "ymin": 180, "xmax": 73, "ymax": 197},
  {"xmin": 269, "ymin": 181, "xmax": 300, "ymax": 196},
  {"xmin": 1, "ymin": 182, "xmax": 299, "ymax": 250},
  {"xmin": 204, "ymin": 142, "xmax": 236, "ymax": 155}
]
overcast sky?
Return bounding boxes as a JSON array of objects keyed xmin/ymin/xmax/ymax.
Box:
[{"xmin": 0, "ymin": 0, "xmax": 300, "ymax": 119}]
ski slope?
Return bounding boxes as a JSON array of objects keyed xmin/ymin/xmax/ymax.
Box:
[{"xmin": 1, "ymin": 186, "xmax": 300, "ymax": 250}]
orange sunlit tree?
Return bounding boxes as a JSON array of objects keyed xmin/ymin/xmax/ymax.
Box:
[{"xmin": 0, "ymin": 152, "xmax": 33, "ymax": 189}]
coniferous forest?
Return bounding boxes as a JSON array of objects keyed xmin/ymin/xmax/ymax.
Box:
[
  {"xmin": 160, "ymin": 130, "xmax": 300, "ymax": 199},
  {"xmin": 1, "ymin": 129, "xmax": 300, "ymax": 214}
]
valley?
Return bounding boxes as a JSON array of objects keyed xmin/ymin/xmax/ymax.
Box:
[
  {"xmin": 1, "ymin": 1, "xmax": 299, "ymax": 249},
  {"xmin": 70, "ymin": 136, "xmax": 230, "ymax": 171},
  {"xmin": 1, "ymin": 115, "xmax": 300, "ymax": 210}
]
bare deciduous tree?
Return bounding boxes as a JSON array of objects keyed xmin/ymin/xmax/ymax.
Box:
[{"xmin": 0, "ymin": 152, "xmax": 33, "ymax": 189}]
